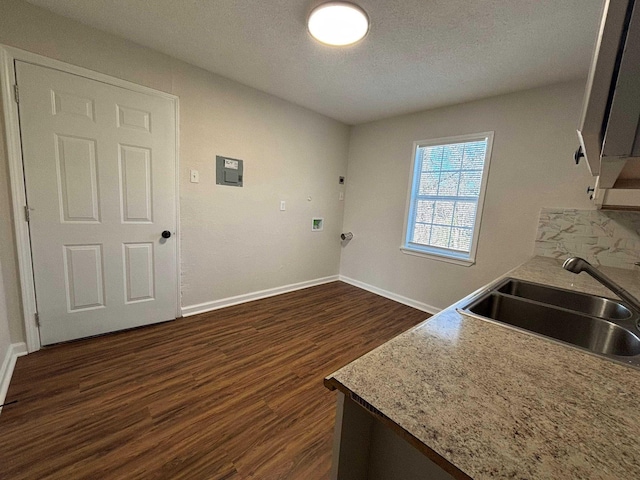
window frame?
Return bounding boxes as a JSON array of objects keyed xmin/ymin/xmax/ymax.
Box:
[{"xmin": 401, "ymin": 131, "xmax": 494, "ymax": 266}]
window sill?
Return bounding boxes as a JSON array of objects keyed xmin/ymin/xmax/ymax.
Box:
[{"xmin": 399, "ymin": 246, "xmax": 475, "ymax": 267}]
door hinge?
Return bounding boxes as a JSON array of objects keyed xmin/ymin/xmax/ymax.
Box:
[
  {"xmin": 35, "ymin": 312, "xmax": 40, "ymax": 327},
  {"xmin": 24, "ymin": 205, "xmax": 30, "ymax": 222},
  {"xmin": 13, "ymin": 84, "xmax": 19, "ymax": 104}
]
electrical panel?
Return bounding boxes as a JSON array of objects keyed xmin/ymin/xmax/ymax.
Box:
[{"xmin": 216, "ymin": 156, "xmax": 243, "ymax": 187}]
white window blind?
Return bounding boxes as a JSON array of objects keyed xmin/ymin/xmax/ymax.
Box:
[{"xmin": 403, "ymin": 132, "xmax": 493, "ymax": 265}]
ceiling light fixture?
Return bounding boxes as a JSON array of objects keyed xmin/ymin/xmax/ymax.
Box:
[{"xmin": 307, "ymin": 2, "xmax": 369, "ymax": 46}]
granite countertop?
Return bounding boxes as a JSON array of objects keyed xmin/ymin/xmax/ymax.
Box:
[{"xmin": 325, "ymin": 256, "xmax": 640, "ymax": 480}]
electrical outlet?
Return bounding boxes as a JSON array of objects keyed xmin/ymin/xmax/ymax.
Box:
[
  {"xmin": 280, "ymin": 201, "xmax": 286, "ymax": 211},
  {"xmin": 190, "ymin": 169, "xmax": 199, "ymax": 183}
]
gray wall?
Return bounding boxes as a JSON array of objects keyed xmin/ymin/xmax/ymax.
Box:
[
  {"xmin": 0, "ymin": 88, "xmax": 24, "ymax": 343},
  {"xmin": 0, "ymin": 258, "xmax": 11, "ymax": 377},
  {"xmin": 340, "ymin": 81, "xmax": 595, "ymax": 310}
]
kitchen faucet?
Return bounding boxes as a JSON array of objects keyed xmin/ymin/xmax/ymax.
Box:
[{"xmin": 562, "ymin": 257, "xmax": 640, "ymax": 313}]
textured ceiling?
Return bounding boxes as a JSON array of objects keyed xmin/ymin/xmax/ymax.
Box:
[{"xmin": 25, "ymin": 0, "xmax": 604, "ymax": 125}]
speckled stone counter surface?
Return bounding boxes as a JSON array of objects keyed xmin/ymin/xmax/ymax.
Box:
[{"xmin": 325, "ymin": 256, "xmax": 640, "ymax": 479}]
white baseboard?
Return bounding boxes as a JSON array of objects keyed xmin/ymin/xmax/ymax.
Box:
[
  {"xmin": 338, "ymin": 276, "xmax": 441, "ymax": 315},
  {"xmin": 181, "ymin": 275, "xmax": 340, "ymax": 317},
  {"xmin": 0, "ymin": 342, "xmax": 27, "ymax": 414}
]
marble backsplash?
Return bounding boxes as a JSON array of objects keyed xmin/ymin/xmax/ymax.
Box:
[{"xmin": 534, "ymin": 208, "xmax": 640, "ymax": 269}]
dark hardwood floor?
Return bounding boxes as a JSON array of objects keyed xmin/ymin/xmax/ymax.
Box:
[{"xmin": 0, "ymin": 281, "xmax": 428, "ymax": 479}]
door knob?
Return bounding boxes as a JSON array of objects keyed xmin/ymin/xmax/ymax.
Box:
[{"xmin": 161, "ymin": 230, "xmax": 171, "ymax": 239}]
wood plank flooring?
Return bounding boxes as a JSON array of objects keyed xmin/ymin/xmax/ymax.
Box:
[{"xmin": 0, "ymin": 281, "xmax": 428, "ymax": 479}]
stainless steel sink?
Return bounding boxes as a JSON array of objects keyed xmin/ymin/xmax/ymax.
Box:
[
  {"xmin": 460, "ymin": 278, "xmax": 640, "ymax": 366},
  {"xmin": 496, "ymin": 279, "xmax": 633, "ymax": 320}
]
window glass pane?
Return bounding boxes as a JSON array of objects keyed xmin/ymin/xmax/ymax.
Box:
[
  {"xmin": 415, "ymin": 200, "xmax": 435, "ymax": 223},
  {"xmin": 422, "ymin": 146, "xmax": 444, "ymax": 171},
  {"xmin": 462, "ymin": 141, "xmax": 486, "ymax": 170},
  {"xmin": 437, "ymin": 171, "xmax": 460, "ymax": 196},
  {"xmin": 412, "ymin": 223, "xmax": 431, "ymax": 245},
  {"xmin": 441, "ymin": 144, "xmax": 463, "ymax": 171},
  {"xmin": 406, "ymin": 135, "xmax": 491, "ymax": 261},
  {"xmin": 430, "ymin": 225, "xmax": 451, "ymax": 248},
  {"xmin": 418, "ymin": 172, "xmax": 439, "ymax": 195},
  {"xmin": 453, "ymin": 201, "xmax": 477, "ymax": 228},
  {"xmin": 433, "ymin": 201, "xmax": 454, "ymax": 225},
  {"xmin": 458, "ymin": 171, "xmax": 482, "ymax": 197},
  {"xmin": 450, "ymin": 227, "xmax": 472, "ymax": 252}
]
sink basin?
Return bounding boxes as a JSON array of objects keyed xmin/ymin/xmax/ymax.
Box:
[
  {"xmin": 460, "ymin": 278, "xmax": 640, "ymax": 364},
  {"xmin": 496, "ymin": 279, "xmax": 632, "ymax": 320},
  {"xmin": 467, "ymin": 293, "xmax": 640, "ymax": 357}
]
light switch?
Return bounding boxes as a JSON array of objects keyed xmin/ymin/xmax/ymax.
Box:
[
  {"xmin": 190, "ymin": 169, "xmax": 199, "ymax": 183},
  {"xmin": 339, "ymin": 192, "xmax": 344, "ymax": 201},
  {"xmin": 280, "ymin": 201, "xmax": 286, "ymax": 211}
]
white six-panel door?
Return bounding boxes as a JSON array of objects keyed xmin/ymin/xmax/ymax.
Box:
[{"xmin": 16, "ymin": 61, "xmax": 177, "ymax": 345}]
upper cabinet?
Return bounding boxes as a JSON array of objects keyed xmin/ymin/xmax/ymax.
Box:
[{"xmin": 577, "ymin": 0, "xmax": 640, "ymax": 208}]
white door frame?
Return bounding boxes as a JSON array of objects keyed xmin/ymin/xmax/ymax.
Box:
[{"xmin": 0, "ymin": 45, "xmax": 181, "ymax": 353}]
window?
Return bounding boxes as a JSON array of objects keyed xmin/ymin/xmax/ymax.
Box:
[{"xmin": 402, "ymin": 132, "xmax": 494, "ymax": 266}]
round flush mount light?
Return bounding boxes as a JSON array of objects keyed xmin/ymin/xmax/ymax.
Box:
[{"xmin": 307, "ymin": 2, "xmax": 369, "ymax": 46}]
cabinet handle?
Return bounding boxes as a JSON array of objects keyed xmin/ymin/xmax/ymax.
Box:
[
  {"xmin": 574, "ymin": 146, "xmax": 584, "ymax": 165},
  {"xmin": 587, "ymin": 186, "xmax": 594, "ymax": 200}
]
